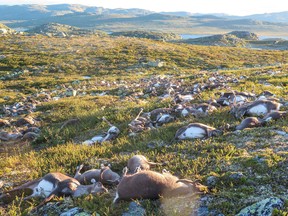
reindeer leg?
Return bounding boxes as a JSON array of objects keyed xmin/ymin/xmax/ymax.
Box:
[
  {"xmin": 102, "ymin": 117, "xmax": 113, "ymax": 127},
  {"xmin": 30, "ymin": 192, "xmax": 56, "ymax": 213},
  {"xmin": 122, "ymin": 167, "xmax": 128, "ymax": 176},
  {"xmin": 74, "ymin": 164, "xmax": 84, "ymax": 179}
]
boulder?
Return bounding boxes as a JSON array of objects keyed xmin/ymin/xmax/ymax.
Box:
[
  {"xmin": 236, "ymin": 197, "xmax": 284, "ymax": 216},
  {"xmin": 122, "ymin": 202, "xmax": 146, "ymax": 216}
]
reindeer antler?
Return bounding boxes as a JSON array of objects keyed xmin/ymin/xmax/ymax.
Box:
[{"xmin": 135, "ymin": 108, "xmax": 144, "ymax": 121}]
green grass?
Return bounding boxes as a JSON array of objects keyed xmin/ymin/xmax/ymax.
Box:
[{"xmin": 0, "ymin": 34, "xmax": 287, "ymax": 216}]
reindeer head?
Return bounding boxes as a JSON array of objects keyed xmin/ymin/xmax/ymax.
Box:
[
  {"xmin": 100, "ymin": 164, "xmax": 121, "ymax": 185},
  {"xmin": 211, "ymin": 129, "xmax": 223, "ymax": 137},
  {"xmin": 176, "ymin": 179, "xmax": 208, "ymax": 194},
  {"xmin": 90, "ymin": 181, "xmax": 108, "ymax": 194},
  {"xmin": 229, "ymin": 104, "xmax": 246, "ymax": 119}
]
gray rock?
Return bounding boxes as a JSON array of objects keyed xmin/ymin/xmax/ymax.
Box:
[
  {"xmin": 197, "ymin": 206, "xmax": 210, "ymax": 216},
  {"xmin": 147, "ymin": 60, "xmax": 165, "ymax": 67},
  {"xmin": 236, "ymin": 197, "xmax": 284, "ymax": 216},
  {"xmin": 60, "ymin": 207, "xmax": 91, "ymax": 216},
  {"xmin": 122, "ymin": 202, "xmax": 145, "ymax": 216},
  {"xmin": 195, "ymin": 196, "xmax": 224, "ymax": 216},
  {"xmin": 206, "ymin": 176, "xmax": 218, "ymax": 187},
  {"xmin": 229, "ymin": 172, "xmax": 245, "ymax": 180}
]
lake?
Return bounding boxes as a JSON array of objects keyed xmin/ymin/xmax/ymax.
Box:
[{"xmin": 180, "ymin": 34, "xmax": 288, "ymax": 40}]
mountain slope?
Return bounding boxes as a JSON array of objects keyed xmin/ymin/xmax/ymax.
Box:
[
  {"xmin": 0, "ymin": 4, "xmax": 152, "ymax": 20},
  {"xmin": 2, "ymin": 4, "xmax": 288, "ymax": 36}
]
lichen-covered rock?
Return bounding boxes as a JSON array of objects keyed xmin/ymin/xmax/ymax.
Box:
[
  {"xmin": 206, "ymin": 176, "xmax": 218, "ymax": 187},
  {"xmin": 229, "ymin": 172, "xmax": 245, "ymax": 180},
  {"xmin": 122, "ymin": 202, "xmax": 146, "ymax": 216},
  {"xmin": 236, "ymin": 197, "xmax": 284, "ymax": 216},
  {"xmin": 60, "ymin": 207, "xmax": 92, "ymax": 216}
]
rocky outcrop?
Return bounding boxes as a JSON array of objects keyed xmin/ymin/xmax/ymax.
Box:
[
  {"xmin": 228, "ymin": 31, "xmax": 259, "ymax": 40},
  {"xmin": 181, "ymin": 34, "xmax": 247, "ymax": 47},
  {"xmin": 27, "ymin": 23, "xmax": 106, "ymax": 37},
  {"xmin": 0, "ymin": 23, "xmax": 16, "ymax": 35},
  {"xmin": 111, "ymin": 31, "xmax": 181, "ymax": 41}
]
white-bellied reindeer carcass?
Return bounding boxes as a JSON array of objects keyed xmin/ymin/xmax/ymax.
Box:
[
  {"xmin": 0, "ymin": 172, "xmax": 108, "ymax": 208},
  {"xmin": 216, "ymin": 91, "xmax": 256, "ymax": 106},
  {"xmin": 113, "ymin": 169, "xmax": 206, "ymax": 203},
  {"xmin": 74, "ymin": 164, "xmax": 121, "ymax": 185},
  {"xmin": 230, "ymin": 99, "xmax": 282, "ymax": 119},
  {"xmin": 127, "ymin": 155, "xmax": 162, "ymax": 173},
  {"xmin": 82, "ymin": 117, "xmax": 120, "ymax": 145},
  {"xmin": 174, "ymin": 123, "xmax": 222, "ymax": 140}
]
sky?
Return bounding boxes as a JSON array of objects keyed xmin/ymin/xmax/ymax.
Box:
[{"xmin": 0, "ymin": 0, "xmax": 287, "ymax": 16}]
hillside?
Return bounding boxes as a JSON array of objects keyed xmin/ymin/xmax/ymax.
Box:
[
  {"xmin": 0, "ymin": 23, "xmax": 16, "ymax": 35},
  {"xmin": 0, "ymin": 34, "xmax": 287, "ymax": 215},
  {"xmin": 178, "ymin": 34, "xmax": 248, "ymax": 47},
  {"xmin": 2, "ymin": 4, "xmax": 288, "ymax": 36},
  {"xmin": 244, "ymin": 11, "xmax": 288, "ymax": 23},
  {"xmin": 177, "ymin": 31, "xmax": 288, "ymax": 50}
]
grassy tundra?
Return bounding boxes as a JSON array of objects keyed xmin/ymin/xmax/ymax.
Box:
[{"xmin": 0, "ymin": 34, "xmax": 287, "ymax": 215}]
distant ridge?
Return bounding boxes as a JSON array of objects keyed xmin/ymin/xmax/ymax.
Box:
[
  {"xmin": 1, "ymin": 4, "xmax": 288, "ymax": 36},
  {"xmin": 0, "ymin": 4, "xmax": 152, "ymax": 20}
]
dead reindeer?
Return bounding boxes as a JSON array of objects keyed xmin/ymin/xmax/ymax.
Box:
[
  {"xmin": 0, "ymin": 119, "xmax": 10, "ymax": 128},
  {"xmin": 0, "ymin": 130, "xmax": 22, "ymax": 141},
  {"xmin": 230, "ymin": 100, "xmax": 282, "ymax": 119},
  {"xmin": 82, "ymin": 117, "xmax": 120, "ymax": 145},
  {"xmin": 74, "ymin": 164, "xmax": 120, "ymax": 185},
  {"xmin": 74, "ymin": 164, "xmax": 101, "ymax": 185},
  {"xmin": 217, "ymin": 92, "xmax": 248, "ymax": 106},
  {"xmin": 262, "ymin": 110, "xmax": 288, "ymax": 122},
  {"xmin": 127, "ymin": 155, "xmax": 161, "ymax": 173},
  {"xmin": 99, "ymin": 164, "xmax": 121, "ymax": 185},
  {"xmin": 101, "ymin": 117, "xmax": 120, "ymax": 142},
  {"xmin": 59, "ymin": 118, "xmax": 80, "ymax": 131},
  {"xmin": 257, "ymin": 91, "xmax": 275, "ymax": 100},
  {"xmin": 113, "ymin": 169, "xmax": 206, "ymax": 203},
  {"xmin": 194, "ymin": 103, "xmax": 218, "ymax": 114},
  {"xmin": 153, "ymin": 113, "xmax": 175, "ymax": 127},
  {"xmin": 21, "ymin": 132, "xmax": 39, "ymax": 141},
  {"xmin": 0, "ymin": 172, "xmax": 108, "ymax": 208},
  {"xmin": 178, "ymin": 106, "xmax": 201, "ymax": 117},
  {"xmin": 174, "ymin": 123, "xmax": 223, "ymax": 141},
  {"xmin": 128, "ymin": 108, "xmax": 153, "ymax": 134},
  {"xmin": 143, "ymin": 108, "xmax": 174, "ymax": 121},
  {"xmin": 173, "ymin": 93, "xmax": 194, "ymax": 104},
  {"xmin": 205, "ymin": 99, "xmax": 222, "ymax": 108},
  {"xmin": 128, "ymin": 108, "xmax": 145, "ymax": 130},
  {"xmin": 235, "ymin": 117, "xmax": 263, "ymax": 130},
  {"xmin": 14, "ymin": 116, "xmax": 37, "ymax": 127}
]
